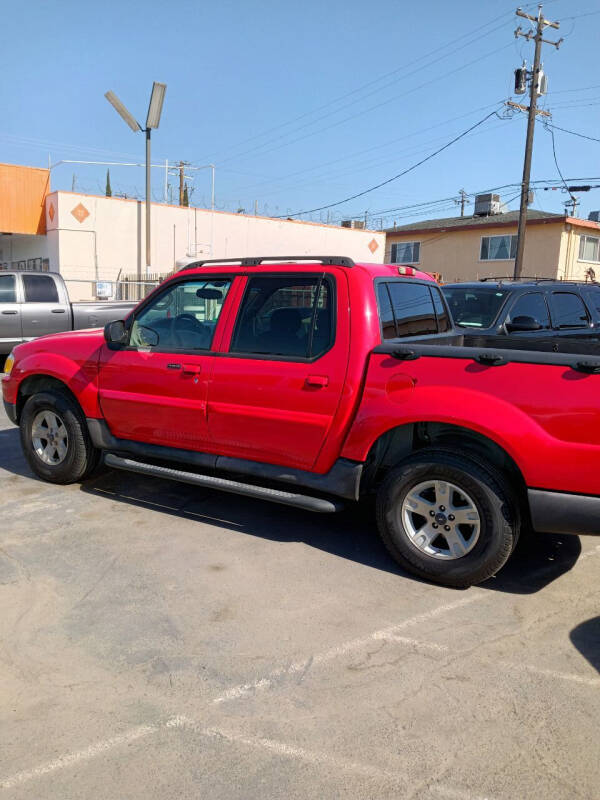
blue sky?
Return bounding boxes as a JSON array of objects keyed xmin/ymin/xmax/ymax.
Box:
[{"xmin": 2, "ymin": 0, "xmax": 599, "ymax": 225}]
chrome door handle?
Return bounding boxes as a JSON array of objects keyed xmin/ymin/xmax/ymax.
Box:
[
  {"xmin": 51, "ymin": 308, "xmax": 67, "ymax": 313},
  {"xmin": 1, "ymin": 310, "xmax": 18, "ymax": 315}
]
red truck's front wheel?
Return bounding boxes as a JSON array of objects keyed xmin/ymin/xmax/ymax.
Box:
[
  {"xmin": 20, "ymin": 390, "xmax": 101, "ymax": 484},
  {"xmin": 376, "ymin": 450, "xmax": 519, "ymax": 588}
]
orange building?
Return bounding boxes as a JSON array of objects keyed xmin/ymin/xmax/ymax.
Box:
[{"xmin": 0, "ymin": 163, "xmax": 49, "ymax": 236}]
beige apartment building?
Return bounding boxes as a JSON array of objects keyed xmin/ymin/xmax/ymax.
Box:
[{"xmin": 384, "ymin": 206, "xmax": 600, "ymax": 283}]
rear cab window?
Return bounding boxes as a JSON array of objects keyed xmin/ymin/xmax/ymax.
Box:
[{"xmin": 376, "ymin": 280, "xmax": 449, "ymax": 340}]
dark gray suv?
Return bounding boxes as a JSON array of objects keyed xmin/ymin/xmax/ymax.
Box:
[{"xmin": 442, "ymin": 278, "xmax": 600, "ymax": 344}]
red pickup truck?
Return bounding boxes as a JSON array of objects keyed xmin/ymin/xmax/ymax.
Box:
[{"xmin": 3, "ymin": 256, "xmax": 600, "ymax": 587}]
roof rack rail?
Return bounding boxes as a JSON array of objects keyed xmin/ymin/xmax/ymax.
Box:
[
  {"xmin": 178, "ymin": 255, "xmax": 355, "ymax": 272},
  {"xmin": 480, "ymin": 276, "xmax": 599, "ymax": 285}
]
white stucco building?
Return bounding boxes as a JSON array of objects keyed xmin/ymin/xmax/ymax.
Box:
[{"xmin": 0, "ymin": 165, "xmax": 385, "ymax": 300}]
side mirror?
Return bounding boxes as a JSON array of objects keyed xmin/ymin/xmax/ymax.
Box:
[
  {"xmin": 506, "ymin": 315, "xmax": 543, "ymax": 333},
  {"xmin": 104, "ymin": 319, "xmax": 128, "ymax": 348}
]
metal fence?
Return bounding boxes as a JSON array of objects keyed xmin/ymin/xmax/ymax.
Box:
[
  {"xmin": 114, "ymin": 273, "xmax": 173, "ymax": 301},
  {"xmin": 63, "ymin": 275, "xmax": 171, "ymax": 303}
]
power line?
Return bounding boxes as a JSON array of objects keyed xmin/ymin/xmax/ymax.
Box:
[
  {"xmin": 276, "ymin": 109, "xmax": 503, "ymax": 218},
  {"xmin": 217, "ymin": 42, "xmax": 515, "ymax": 168},
  {"xmin": 363, "ymin": 176, "xmax": 600, "ymax": 224},
  {"xmin": 202, "ymin": 8, "xmax": 521, "ymax": 165},
  {"xmin": 220, "ymin": 101, "xmax": 502, "ymax": 196},
  {"xmin": 544, "ymin": 121, "xmax": 600, "ymax": 144}
]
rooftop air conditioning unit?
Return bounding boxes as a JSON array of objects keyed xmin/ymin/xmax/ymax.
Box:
[
  {"xmin": 474, "ymin": 193, "xmax": 503, "ymax": 217},
  {"xmin": 588, "ymin": 211, "xmax": 600, "ymax": 222},
  {"xmin": 341, "ymin": 219, "xmax": 365, "ymax": 229}
]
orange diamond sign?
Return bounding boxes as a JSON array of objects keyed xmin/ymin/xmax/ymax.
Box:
[
  {"xmin": 48, "ymin": 202, "xmax": 55, "ymax": 222},
  {"xmin": 71, "ymin": 203, "xmax": 90, "ymax": 223},
  {"xmin": 368, "ymin": 238, "xmax": 379, "ymax": 254}
]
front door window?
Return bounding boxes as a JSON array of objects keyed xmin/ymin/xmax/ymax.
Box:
[{"xmin": 130, "ymin": 279, "xmax": 231, "ymax": 351}]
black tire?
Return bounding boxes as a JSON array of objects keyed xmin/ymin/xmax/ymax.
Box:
[
  {"xmin": 20, "ymin": 390, "xmax": 102, "ymax": 484},
  {"xmin": 376, "ymin": 449, "xmax": 519, "ymax": 588}
]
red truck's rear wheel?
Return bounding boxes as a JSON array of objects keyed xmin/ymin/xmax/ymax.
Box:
[
  {"xmin": 376, "ymin": 450, "xmax": 518, "ymax": 588},
  {"xmin": 20, "ymin": 390, "xmax": 101, "ymax": 484}
]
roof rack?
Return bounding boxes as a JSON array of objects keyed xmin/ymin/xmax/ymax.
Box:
[
  {"xmin": 479, "ymin": 276, "xmax": 598, "ymax": 285},
  {"xmin": 178, "ymin": 255, "xmax": 355, "ymax": 272}
]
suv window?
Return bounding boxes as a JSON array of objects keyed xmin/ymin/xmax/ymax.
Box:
[
  {"xmin": 582, "ymin": 285, "xmax": 600, "ymax": 320},
  {"xmin": 508, "ymin": 292, "xmax": 550, "ymax": 328},
  {"xmin": 231, "ymin": 275, "xmax": 333, "ymax": 359},
  {"xmin": 0, "ymin": 274, "xmax": 16, "ymax": 303},
  {"xmin": 430, "ymin": 286, "xmax": 450, "ymax": 332},
  {"xmin": 130, "ymin": 279, "xmax": 231, "ymax": 350},
  {"xmin": 377, "ymin": 282, "xmax": 438, "ymax": 339},
  {"xmin": 442, "ymin": 286, "xmax": 509, "ymax": 328},
  {"xmin": 550, "ymin": 292, "xmax": 589, "ymax": 329},
  {"xmin": 23, "ymin": 274, "xmax": 59, "ymax": 303}
]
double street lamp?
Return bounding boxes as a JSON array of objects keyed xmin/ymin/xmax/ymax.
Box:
[{"xmin": 105, "ymin": 82, "xmax": 167, "ymax": 276}]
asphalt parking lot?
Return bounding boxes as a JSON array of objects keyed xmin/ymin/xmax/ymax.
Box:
[{"xmin": 1, "ymin": 403, "xmax": 599, "ymax": 800}]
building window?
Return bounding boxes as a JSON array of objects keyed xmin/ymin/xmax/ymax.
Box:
[
  {"xmin": 480, "ymin": 235, "xmax": 517, "ymax": 261},
  {"xmin": 390, "ymin": 241, "xmax": 420, "ymax": 264},
  {"xmin": 579, "ymin": 235, "xmax": 600, "ymax": 263}
]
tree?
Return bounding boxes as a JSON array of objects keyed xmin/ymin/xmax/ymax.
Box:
[
  {"xmin": 105, "ymin": 169, "xmax": 112, "ymax": 197},
  {"xmin": 183, "ymin": 182, "xmax": 189, "ymax": 207}
]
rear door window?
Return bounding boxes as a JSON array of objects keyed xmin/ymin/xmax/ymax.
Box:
[
  {"xmin": 0, "ymin": 275, "xmax": 16, "ymax": 303},
  {"xmin": 230, "ymin": 274, "xmax": 334, "ymax": 359},
  {"xmin": 549, "ymin": 292, "xmax": 589, "ymax": 329},
  {"xmin": 23, "ymin": 274, "xmax": 59, "ymax": 303},
  {"xmin": 378, "ymin": 281, "xmax": 438, "ymax": 339}
]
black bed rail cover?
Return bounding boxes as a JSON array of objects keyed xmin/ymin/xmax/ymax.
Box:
[{"xmin": 373, "ymin": 341, "xmax": 600, "ymax": 372}]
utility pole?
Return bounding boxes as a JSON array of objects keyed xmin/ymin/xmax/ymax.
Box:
[
  {"xmin": 178, "ymin": 161, "xmax": 185, "ymax": 206},
  {"xmin": 564, "ymin": 196, "xmax": 579, "ymax": 217},
  {"xmin": 513, "ymin": 5, "xmax": 562, "ymax": 279},
  {"xmin": 458, "ymin": 188, "xmax": 468, "ymax": 217}
]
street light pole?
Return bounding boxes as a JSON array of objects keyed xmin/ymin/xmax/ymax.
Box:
[
  {"xmin": 105, "ymin": 82, "xmax": 166, "ymax": 280},
  {"xmin": 146, "ymin": 128, "xmax": 151, "ymax": 274}
]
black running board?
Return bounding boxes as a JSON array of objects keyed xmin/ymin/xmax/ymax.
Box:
[{"xmin": 104, "ymin": 454, "xmax": 343, "ymax": 513}]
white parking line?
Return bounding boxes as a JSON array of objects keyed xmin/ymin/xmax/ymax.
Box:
[
  {"xmin": 502, "ymin": 662, "xmax": 600, "ymax": 688},
  {"xmin": 167, "ymin": 715, "xmax": 406, "ymax": 784},
  {"xmin": 374, "ymin": 633, "xmax": 450, "ymax": 652},
  {"xmin": 0, "ymin": 713, "xmax": 494, "ymax": 799},
  {"xmin": 0, "ymin": 722, "xmax": 160, "ymax": 790},
  {"xmin": 213, "ymin": 593, "xmax": 483, "ymax": 703}
]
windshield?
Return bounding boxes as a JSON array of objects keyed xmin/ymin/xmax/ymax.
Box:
[{"xmin": 442, "ymin": 286, "xmax": 509, "ymax": 328}]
